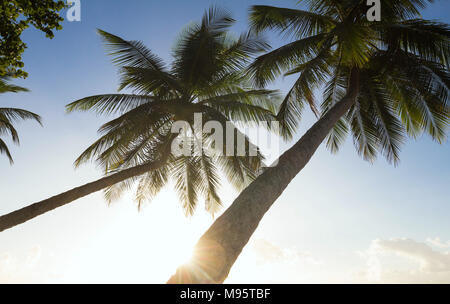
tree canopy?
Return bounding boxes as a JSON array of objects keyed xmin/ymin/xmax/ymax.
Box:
[
  {"xmin": 66, "ymin": 8, "xmax": 280, "ymax": 215},
  {"xmin": 249, "ymin": 1, "xmax": 449, "ymax": 164},
  {"xmin": 0, "ymin": 0, "xmax": 66, "ymax": 78}
]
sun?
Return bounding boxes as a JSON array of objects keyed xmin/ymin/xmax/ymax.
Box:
[{"xmin": 61, "ymin": 187, "xmax": 217, "ymax": 283}]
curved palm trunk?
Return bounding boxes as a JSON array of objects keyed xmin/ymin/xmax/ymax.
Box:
[
  {"xmin": 167, "ymin": 69, "xmax": 360, "ymax": 284},
  {"xmin": 0, "ymin": 159, "xmax": 166, "ymax": 232}
]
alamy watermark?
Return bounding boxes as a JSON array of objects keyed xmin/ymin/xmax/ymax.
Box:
[
  {"xmin": 67, "ymin": 0, "xmax": 81, "ymax": 22},
  {"xmin": 65, "ymin": 0, "xmax": 380, "ymax": 23},
  {"xmin": 367, "ymin": 0, "xmax": 381, "ymax": 22}
]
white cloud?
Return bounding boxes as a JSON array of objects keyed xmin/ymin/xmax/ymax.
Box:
[
  {"xmin": 252, "ymin": 239, "xmax": 321, "ymax": 265},
  {"xmin": 226, "ymin": 239, "xmax": 323, "ymax": 283},
  {"xmin": 427, "ymin": 237, "xmax": 450, "ymax": 249},
  {"xmin": 0, "ymin": 246, "xmax": 61, "ymax": 283},
  {"xmin": 357, "ymin": 238, "xmax": 450, "ymax": 283}
]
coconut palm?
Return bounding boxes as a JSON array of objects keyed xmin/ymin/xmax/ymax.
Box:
[
  {"xmin": 0, "ymin": 7, "xmax": 280, "ymax": 231},
  {"xmin": 0, "ymin": 76, "xmax": 42, "ymax": 164},
  {"xmin": 168, "ymin": 0, "xmax": 449, "ymax": 283}
]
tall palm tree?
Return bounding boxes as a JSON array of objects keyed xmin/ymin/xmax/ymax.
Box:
[
  {"xmin": 168, "ymin": 0, "xmax": 449, "ymax": 283},
  {"xmin": 0, "ymin": 7, "xmax": 279, "ymax": 231},
  {"xmin": 0, "ymin": 76, "xmax": 42, "ymax": 164}
]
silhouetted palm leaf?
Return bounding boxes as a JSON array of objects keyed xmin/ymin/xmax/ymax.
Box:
[{"xmin": 0, "ymin": 76, "xmax": 41, "ymax": 164}]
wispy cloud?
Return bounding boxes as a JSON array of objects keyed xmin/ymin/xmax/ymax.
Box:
[
  {"xmin": 226, "ymin": 238, "xmax": 323, "ymax": 283},
  {"xmin": 252, "ymin": 239, "xmax": 322, "ymax": 265},
  {"xmin": 427, "ymin": 237, "xmax": 450, "ymax": 249},
  {"xmin": 0, "ymin": 246, "xmax": 61, "ymax": 283},
  {"xmin": 357, "ymin": 238, "xmax": 450, "ymax": 283}
]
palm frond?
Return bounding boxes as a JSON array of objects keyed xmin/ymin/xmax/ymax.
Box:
[
  {"xmin": 378, "ymin": 50, "xmax": 449, "ymax": 142},
  {"xmin": 134, "ymin": 164, "xmax": 169, "ymax": 211},
  {"xmin": 380, "ymin": 19, "xmax": 450, "ymax": 65},
  {"xmin": 118, "ymin": 67, "xmax": 184, "ymax": 96},
  {"xmin": 277, "ymin": 50, "xmax": 332, "ymax": 138},
  {"xmin": 73, "ymin": 104, "xmax": 166, "ymax": 167},
  {"xmin": 365, "ymin": 77, "xmax": 406, "ymax": 164},
  {"xmin": 103, "ymin": 176, "xmax": 138, "ymax": 204},
  {"xmin": 201, "ymin": 6, "xmax": 235, "ymax": 32},
  {"xmin": 304, "ymin": 0, "xmax": 345, "ymax": 20},
  {"xmin": 0, "ymin": 116, "xmax": 19, "ymax": 143},
  {"xmin": 172, "ymin": 153, "xmax": 202, "ymax": 216},
  {"xmin": 249, "ymin": 5, "xmax": 335, "ymax": 38},
  {"xmin": 0, "ymin": 83, "xmax": 29, "ymax": 94},
  {"xmin": 0, "ymin": 76, "xmax": 29, "ymax": 93},
  {"xmin": 106, "ymin": 121, "xmax": 174, "ymax": 170},
  {"xmin": 202, "ymin": 109, "xmax": 265, "ymax": 190},
  {"xmin": 194, "ymin": 71, "xmax": 246, "ymax": 97},
  {"xmin": 198, "ymin": 89, "xmax": 279, "ymax": 128},
  {"xmin": 66, "ymin": 94, "xmax": 157, "ymax": 115},
  {"xmin": 0, "ymin": 108, "xmax": 42, "ymax": 125},
  {"xmin": 380, "ymin": 0, "xmax": 432, "ymax": 20},
  {"xmin": 97, "ymin": 29, "xmax": 166, "ymax": 71},
  {"xmin": 321, "ymin": 65, "xmax": 350, "ymax": 153},
  {"xmin": 0, "ymin": 137, "xmax": 13, "ymax": 164},
  {"xmin": 220, "ymin": 31, "xmax": 271, "ymax": 72},
  {"xmin": 347, "ymin": 102, "xmax": 380, "ymax": 162},
  {"xmin": 248, "ymin": 33, "xmax": 328, "ymax": 87},
  {"xmin": 172, "ymin": 7, "xmax": 235, "ymax": 88},
  {"xmin": 189, "ymin": 129, "xmax": 223, "ymax": 215}
]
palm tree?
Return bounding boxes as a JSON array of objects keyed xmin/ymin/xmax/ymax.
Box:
[
  {"xmin": 0, "ymin": 76, "xmax": 42, "ymax": 164},
  {"xmin": 168, "ymin": 0, "xmax": 449, "ymax": 283},
  {"xmin": 0, "ymin": 7, "xmax": 280, "ymax": 231}
]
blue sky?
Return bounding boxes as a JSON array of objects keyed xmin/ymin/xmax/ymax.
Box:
[{"xmin": 0, "ymin": 0, "xmax": 449, "ymax": 283}]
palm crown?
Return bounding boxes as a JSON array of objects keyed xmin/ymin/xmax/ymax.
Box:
[
  {"xmin": 66, "ymin": 7, "xmax": 280, "ymax": 215},
  {"xmin": 249, "ymin": 0, "xmax": 449, "ymax": 164},
  {"xmin": 0, "ymin": 76, "xmax": 42, "ymax": 164}
]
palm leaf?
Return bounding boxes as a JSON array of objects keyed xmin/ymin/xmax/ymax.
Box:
[
  {"xmin": 0, "ymin": 108, "xmax": 42, "ymax": 125},
  {"xmin": 249, "ymin": 5, "xmax": 335, "ymax": 38},
  {"xmin": 0, "ymin": 137, "xmax": 13, "ymax": 164},
  {"xmin": 134, "ymin": 164, "xmax": 169, "ymax": 210},
  {"xmin": 97, "ymin": 29, "xmax": 166, "ymax": 71},
  {"xmin": 66, "ymin": 94, "xmax": 157, "ymax": 115},
  {"xmin": 248, "ymin": 33, "xmax": 329, "ymax": 87}
]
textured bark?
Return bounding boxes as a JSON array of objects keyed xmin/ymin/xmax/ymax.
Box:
[
  {"xmin": 0, "ymin": 160, "xmax": 166, "ymax": 232},
  {"xmin": 167, "ymin": 69, "xmax": 360, "ymax": 284}
]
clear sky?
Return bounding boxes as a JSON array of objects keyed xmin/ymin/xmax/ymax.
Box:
[{"xmin": 0, "ymin": 0, "xmax": 449, "ymax": 283}]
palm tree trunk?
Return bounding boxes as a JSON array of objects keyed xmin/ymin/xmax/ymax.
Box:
[
  {"xmin": 167, "ymin": 69, "xmax": 360, "ymax": 284},
  {"xmin": 0, "ymin": 159, "xmax": 166, "ymax": 232}
]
